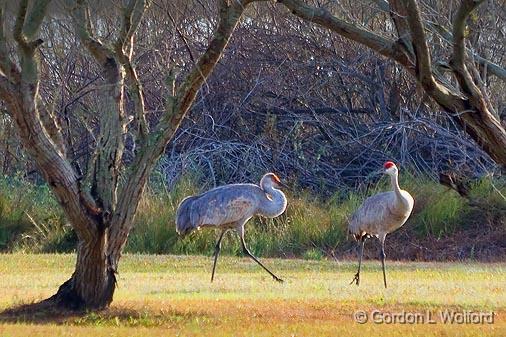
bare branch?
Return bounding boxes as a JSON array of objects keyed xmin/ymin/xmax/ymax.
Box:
[
  {"xmin": 17, "ymin": 0, "xmax": 67, "ymax": 157},
  {"xmin": 38, "ymin": 104, "xmax": 67, "ymax": 157},
  {"xmin": 23, "ymin": 0, "xmax": 51, "ymax": 40},
  {"xmin": 387, "ymin": 0, "xmax": 414, "ymax": 58},
  {"xmin": 116, "ymin": 0, "xmax": 148, "ymax": 53},
  {"xmin": 426, "ymin": 21, "xmax": 506, "ymax": 82},
  {"xmin": 374, "ymin": 0, "xmax": 505, "ymax": 82},
  {"xmin": 0, "ymin": 1, "xmax": 20, "ymax": 83},
  {"xmin": 163, "ymin": 0, "xmax": 250, "ymax": 133},
  {"xmin": 71, "ymin": 0, "xmax": 113, "ymax": 64},
  {"xmin": 13, "ymin": 0, "xmax": 28, "ymax": 47},
  {"xmin": 402, "ymin": 0, "xmax": 433, "ymax": 85},
  {"xmin": 397, "ymin": 0, "xmax": 465, "ymax": 109},
  {"xmin": 277, "ymin": 0, "xmax": 505, "ymax": 164},
  {"xmin": 12, "ymin": 0, "xmax": 46, "ymax": 52},
  {"xmin": 115, "ymin": 0, "xmax": 149, "ymax": 141},
  {"xmin": 125, "ymin": 63, "xmax": 149, "ymax": 141},
  {"xmin": 450, "ymin": 0, "xmax": 485, "ymax": 97},
  {"xmin": 166, "ymin": 7, "xmax": 197, "ymax": 66},
  {"xmin": 13, "ymin": 0, "xmax": 67, "ymax": 157},
  {"xmin": 277, "ymin": 0, "xmax": 415, "ymax": 72},
  {"xmin": 4, "ymin": 1, "xmax": 98, "ymax": 241},
  {"xmin": 111, "ymin": 0, "xmax": 252, "ymax": 258}
]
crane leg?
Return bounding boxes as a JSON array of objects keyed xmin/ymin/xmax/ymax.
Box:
[
  {"xmin": 239, "ymin": 228, "xmax": 283, "ymax": 283},
  {"xmin": 350, "ymin": 237, "xmax": 365, "ymax": 286},
  {"xmin": 379, "ymin": 234, "xmax": 387, "ymax": 288},
  {"xmin": 211, "ymin": 230, "xmax": 227, "ymax": 282}
]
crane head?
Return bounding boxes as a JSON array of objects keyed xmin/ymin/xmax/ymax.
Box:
[
  {"xmin": 261, "ymin": 173, "xmax": 286, "ymax": 189},
  {"xmin": 383, "ymin": 161, "xmax": 398, "ymax": 175}
]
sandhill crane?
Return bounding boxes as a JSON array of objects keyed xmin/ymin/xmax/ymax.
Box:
[
  {"xmin": 176, "ymin": 173, "xmax": 287, "ymax": 283},
  {"xmin": 348, "ymin": 161, "xmax": 414, "ymax": 288}
]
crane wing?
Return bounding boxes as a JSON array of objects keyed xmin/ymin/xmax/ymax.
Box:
[
  {"xmin": 349, "ymin": 190, "xmax": 413, "ymax": 237},
  {"xmin": 348, "ymin": 192, "xmax": 395, "ymax": 234},
  {"xmin": 190, "ymin": 189, "xmax": 257, "ymax": 227}
]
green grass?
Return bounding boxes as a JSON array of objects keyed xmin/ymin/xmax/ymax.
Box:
[
  {"xmin": 127, "ymin": 172, "xmax": 504, "ymax": 258},
  {"xmin": 0, "ymin": 176, "xmax": 71, "ymax": 252},
  {"xmin": 0, "ymin": 254, "xmax": 504, "ymax": 336},
  {"xmin": 1, "ymin": 172, "xmax": 505, "ymax": 258}
]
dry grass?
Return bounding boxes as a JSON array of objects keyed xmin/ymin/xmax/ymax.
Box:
[
  {"xmin": 0, "ymin": 254, "xmax": 505, "ymax": 336},
  {"xmin": 2, "ymin": 174, "xmax": 505, "ymax": 262}
]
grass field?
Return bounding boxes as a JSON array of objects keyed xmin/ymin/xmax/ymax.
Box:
[{"xmin": 0, "ymin": 254, "xmax": 504, "ymax": 336}]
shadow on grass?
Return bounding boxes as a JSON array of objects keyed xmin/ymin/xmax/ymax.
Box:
[
  {"xmin": 0, "ymin": 300, "xmax": 207, "ymax": 327},
  {"xmin": 0, "ymin": 299, "xmax": 83, "ymax": 324}
]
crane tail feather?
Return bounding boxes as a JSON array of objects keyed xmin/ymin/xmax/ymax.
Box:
[{"xmin": 175, "ymin": 196, "xmax": 199, "ymax": 237}]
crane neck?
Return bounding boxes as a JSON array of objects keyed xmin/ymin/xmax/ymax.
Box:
[
  {"xmin": 260, "ymin": 185, "xmax": 287, "ymax": 218},
  {"xmin": 390, "ymin": 172, "xmax": 403, "ymax": 199}
]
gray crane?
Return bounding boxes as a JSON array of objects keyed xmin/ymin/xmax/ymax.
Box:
[
  {"xmin": 348, "ymin": 161, "xmax": 414, "ymax": 288},
  {"xmin": 176, "ymin": 173, "xmax": 287, "ymax": 282}
]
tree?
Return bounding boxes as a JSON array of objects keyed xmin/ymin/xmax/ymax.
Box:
[
  {"xmin": 0, "ymin": 0, "xmax": 251, "ymax": 309},
  {"xmin": 0, "ymin": 0, "xmax": 504, "ymax": 312},
  {"xmin": 276, "ymin": 0, "xmax": 506, "ymax": 167}
]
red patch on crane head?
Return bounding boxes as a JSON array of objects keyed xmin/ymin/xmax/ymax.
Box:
[{"xmin": 384, "ymin": 161, "xmax": 396, "ymax": 169}]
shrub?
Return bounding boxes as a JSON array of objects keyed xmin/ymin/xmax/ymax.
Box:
[{"xmin": 1, "ymin": 170, "xmax": 504, "ymax": 257}]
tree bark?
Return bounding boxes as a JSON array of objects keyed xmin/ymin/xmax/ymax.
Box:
[
  {"xmin": 277, "ymin": 0, "xmax": 506, "ymax": 167},
  {"xmin": 48, "ymin": 230, "xmax": 116, "ymax": 309},
  {"xmin": 0, "ymin": 0, "xmax": 251, "ymax": 311}
]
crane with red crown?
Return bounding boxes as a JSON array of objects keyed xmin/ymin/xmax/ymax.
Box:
[{"xmin": 348, "ymin": 161, "xmax": 414, "ymax": 288}]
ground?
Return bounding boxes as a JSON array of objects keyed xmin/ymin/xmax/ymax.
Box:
[{"xmin": 0, "ymin": 254, "xmax": 504, "ymax": 336}]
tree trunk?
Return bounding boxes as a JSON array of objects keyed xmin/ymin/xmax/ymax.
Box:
[
  {"xmin": 447, "ymin": 101, "xmax": 506, "ymax": 167},
  {"xmin": 278, "ymin": 0, "xmax": 506, "ymax": 167},
  {"xmin": 48, "ymin": 228, "xmax": 118, "ymax": 310},
  {"xmin": 0, "ymin": 0, "xmax": 250, "ymax": 311}
]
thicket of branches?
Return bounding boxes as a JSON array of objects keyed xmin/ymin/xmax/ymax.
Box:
[
  {"xmin": 2, "ymin": 0, "xmax": 502, "ymax": 193},
  {"xmin": 164, "ymin": 0, "xmax": 505, "ymax": 191},
  {"xmin": 0, "ymin": 0, "xmax": 503, "ymax": 237}
]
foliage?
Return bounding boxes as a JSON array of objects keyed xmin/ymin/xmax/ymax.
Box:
[
  {"xmin": 1, "ymin": 170, "xmax": 504, "ymax": 258},
  {"xmin": 0, "ymin": 176, "xmax": 71, "ymax": 252}
]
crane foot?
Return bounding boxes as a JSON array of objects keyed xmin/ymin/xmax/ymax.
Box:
[
  {"xmin": 350, "ymin": 272, "xmax": 360, "ymax": 286},
  {"xmin": 274, "ymin": 276, "xmax": 284, "ymax": 283}
]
